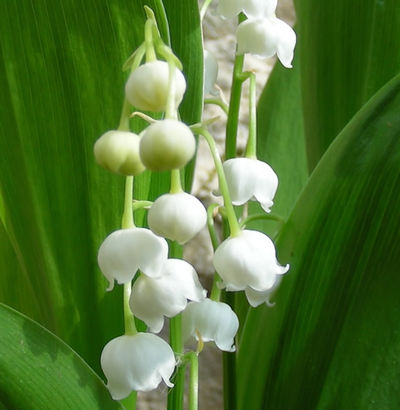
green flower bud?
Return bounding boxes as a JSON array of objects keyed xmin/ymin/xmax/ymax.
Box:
[
  {"xmin": 139, "ymin": 119, "xmax": 195, "ymax": 171},
  {"xmin": 125, "ymin": 61, "xmax": 186, "ymax": 112},
  {"xmin": 94, "ymin": 130, "xmax": 145, "ymax": 176}
]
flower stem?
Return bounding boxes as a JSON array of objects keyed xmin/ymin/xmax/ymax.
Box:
[
  {"xmin": 165, "ymin": 58, "xmax": 178, "ymax": 120},
  {"xmin": 207, "ymin": 204, "xmax": 222, "ymax": 301},
  {"xmin": 123, "ymin": 282, "xmax": 137, "ymax": 336},
  {"xmin": 240, "ymin": 213, "xmax": 285, "ymax": 228},
  {"xmin": 245, "ymin": 72, "xmax": 257, "ymax": 159},
  {"xmin": 200, "ymin": 0, "xmax": 213, "ymax": 21},
  {"xmin": 193, "ymin": 127, "xmax": 241, "ymax": 237},
  {"xmin": 204, "ymin": 98, "xmax": 229, "ymax": 115},
  {"xmin": 118, "ymin": 99, "xmax": 132, "ymax": 132},
  {"xmin": 170, "ymin": 169, "xmax": 183, "ymax": 193},
  {"xmin": 121, "ymin": 177, "xmax": 135, "ymax": 229},
  {"xmin": 189, "ymin": 352, "xmax": 199, "ymax": 410}
]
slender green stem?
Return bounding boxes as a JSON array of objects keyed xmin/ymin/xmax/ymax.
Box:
[
  {"xmin": 207, "ymin": 204, "xmax": 222, "ymax": 301},
  {"xmin": 168, "ymin": 314, "xmax": 185, "ymax": 410},
  {"xmin": 245, "ymin": 72, "xmax": 257, "ymax": 159},
  {"xmin": 240, "ymin": 213, "xmax": 285, "ymax": 228},
  {"xmin": 121, "ymin": 177, "xmax": 135, "ymax": 229},
  {"xmin": 118, "ymin": 99, "xmax": 132, "ymax": 131},
  {"xmin": 193, "ymin": 127, "xmax": 241, "ymax": 237},
  {"xmin": 200, "ymin": 0, "xmax": 213, "ymax": 21},
  {"xmin": 170, "ymin": 169, "xmax": 183, "ymax": 193},
  {"xmin": 123, "ymin": 283, "xmax": 137, "ymax": 335},
  {"xmin": 189, "ymin": 352, "xmax": 199, "ymax": 410},
  {"xmin": 204, "ymin": 98, "xmax": 229, "ymax": 115}
]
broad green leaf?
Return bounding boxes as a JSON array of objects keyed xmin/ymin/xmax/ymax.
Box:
[
  {"xmin": 238, "ymin": 72, "xmax": 400, "ymax": 409},
  {"xmin": 0, "ymin": 0, "xmax": 202, "ymax": 376},
  {"xmin": 295, "ymin": 0, "xmax": 400, "ymax": 169},
  {"xmin": 0, "ymin": 303, "xmax": 121, "ymax": 409}
]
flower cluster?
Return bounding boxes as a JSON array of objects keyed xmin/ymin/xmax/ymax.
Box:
[{"xmin": 94, "ymin": 1, "xmax": 294, "ymax": 404}]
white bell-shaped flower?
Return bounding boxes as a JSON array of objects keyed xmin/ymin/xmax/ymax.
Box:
[
  {"xmin": 98, "ymin": 228, "xmax": 168, "ymax": 290},
  {"xmin": 148, "ymin": 192, "xmax": 207, "ymax": 244},
  {"xmin": 125, "ymin": 61, "xmax": 186, "ymax": 112},
  {"xmin": 244, "ymin": 275, "xmax": 280, "ymax": 307},
  {"xmin": 236, "ymin": 16, "xmax": 296, "ymax": 68},
  {"xmin": 101, "ymin": 333, "xmax": 175, "ymax": 400},
  {"xmin": 130, "ymin": 259, "xmax": 206, "ymax": 333},
  {"xmin": 213, "ymin": 229, "xmax": 289, "ymax": 292},
  {"xmin": 183, "ymin": 299, "xmax": 239, "ymax": 352},
  {"xmin": 223, "ymin": 157, "xmax": 278, "ymax": 212},
  {"xmin": 217, "ymin": 0, "xmax": 277, "ymax": 19}
]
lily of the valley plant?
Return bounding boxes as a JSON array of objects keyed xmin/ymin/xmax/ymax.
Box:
[{"xmin": 94, "ymin": 1, "xmax": 295, "ymax": 409}]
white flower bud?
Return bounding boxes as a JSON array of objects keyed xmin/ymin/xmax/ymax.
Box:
[
  {"xmin": 236, "ymin": 17, "xmax": 296, "ymax": 68},
  {"xmin": 125, "ymin": 61, "xmax": 186, "ymax": 112},
  {"xmin": 183, "ymin": 299, "xmax": 239, "ymax": 352},
  {"xmin": 139, "ymin": 119, "xmax": 196, "ymax": 171},
  {"xmin": 94, "ymin": 130, "xmax": 145, "ymax": 176},
  {"xmin": 101, "ymin": 333, "xmax": 175, "ymax": 400},
  {"xmin": 148, "ymin": 192, "xmax": 207, "ymax": 244},
  {"xmin": 130, "ymin": 259, "xmax": 206, "ymax": 333},
  {"xmin": 213, "ymin": 229, "xmax": 289, "ymax": 292},
  {"xmin": 223, "ymin": 157, "xmax": 278, "ymax": 213},
  {"xmin": 97, "ymin": 227, "xmax": 168, "ymax": 290}
]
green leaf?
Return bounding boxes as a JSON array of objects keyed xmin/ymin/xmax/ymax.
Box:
[
  {"xmin": 0, "ymin": 303, "xmax": 121, "ymax": 409},
  {"xmin": 0, "ymin": 0, "xmax": 203, "ymax": 376},
  {"xmin": 238, "ymin": 72, "xmax": 400, "ymax": 409},
  {"xmin": 295, "ymin": 0, "xmax": 400, "ymax": 169}
]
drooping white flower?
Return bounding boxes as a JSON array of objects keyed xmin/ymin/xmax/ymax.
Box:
[
  {"xmin": 129, "ymin": 259, "xmax": 206, "ymax": 333},
  {"xmin": 223, "ymin": 157, "xmax": 278, "ymax": 213},
  {"xmin": 125, "ymin": 61, "xmax": 186, "ymax": 112},
  {"xmin": 148, "ymin": 192, "xmax": 207, "ymax": 244},
  {"xmin": 236, "ymin": 16, "xmax": 296, "ymax": 68},
  {"xmin": 182, "ymin": 299, "xmax": 239, "ymax": 352},
  {"xmin": 101, "ymin": 333, "xmax": 175, "ymax": 400},
  {"xmin": 217, "ymin": 0, "xmax": 277, "ymax": 19},
  {"xmin": 244, "ymin": 275, "xmax": 281, "ymax": 307},
  {"xmin": 98, "ymin": 228, "xmax": 168, "ymax": 290},
  {"xmin": 213, "ymin": 229, "xmax": 289, "ymax": 292}
]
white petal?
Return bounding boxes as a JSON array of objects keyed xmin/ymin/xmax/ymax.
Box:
[
  {"xmin": 101, "ymin": 333, "xmax": 175, "ymax": 400},
  {"xmin": 148, "ymin": 192, "xmax": 207, "ymax": 244},
  {"xmin": 274, "ymin": 18, "xmax": 297, "ymax": 68},
  {"xmin": 223, "ymin": 158, "xmax": 278, "ymax": 212},
  {"xmin": 130, "ymin": 259, "xmax": 206, "ymax": 333},
  {"xmin": 183, "ymin": 299, "xmax": 239, "ymax": 352},
  {"xmin": 98, "ymin": 228, "xmax": 168, "ymax": 290},
  {"xmin": 245, "ymin": 276, "xmax": 281, "ymax": 307},
  {"xmin": 213, "ymin": 230, "xmax": 289, "ymax": 292}
]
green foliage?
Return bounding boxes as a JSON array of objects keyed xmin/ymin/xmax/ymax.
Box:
[{"xmin": 0, "ymin": 303, "xmax": 122, "ymax": 409}]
